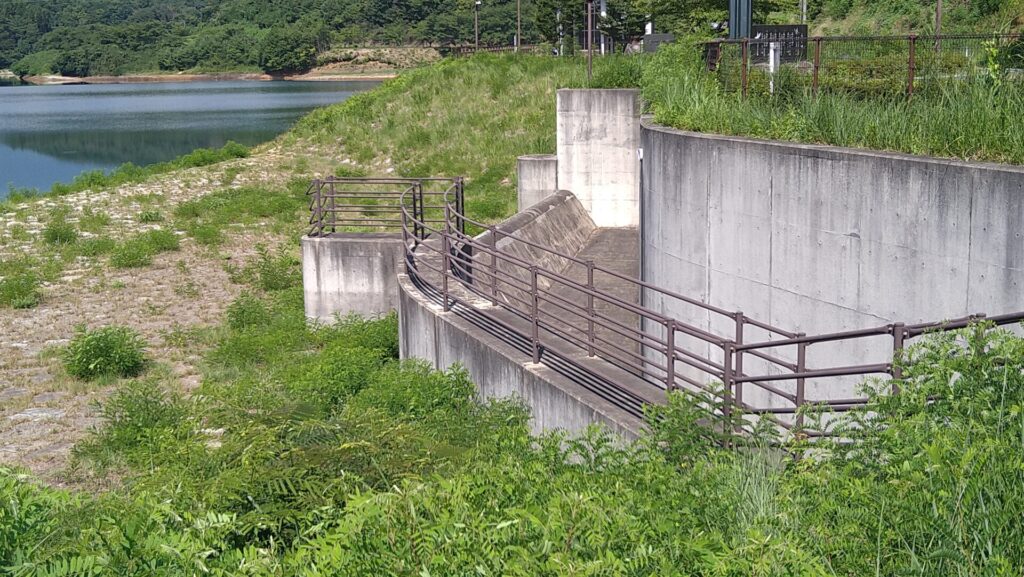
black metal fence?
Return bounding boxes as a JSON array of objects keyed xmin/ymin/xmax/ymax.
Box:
[
  {"xmin": 306, "ymin": 177, "xmax": 463, "ymax": 239},
  {"xmin": 704, "ymin": 33, "xmax": 1024, "ymax": 98}
]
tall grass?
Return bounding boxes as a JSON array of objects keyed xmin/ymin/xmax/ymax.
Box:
[{"xmin": 644, "ymin": 43, "xmax": 1024, "ymax": 164}]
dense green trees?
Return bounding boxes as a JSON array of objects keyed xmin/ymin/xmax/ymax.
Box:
[{"xmin": 0, "ymin": 0, "xmax": 544, "ymax": 77}]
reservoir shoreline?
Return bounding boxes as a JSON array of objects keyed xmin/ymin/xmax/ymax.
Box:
[{"xmin": 20, "ymin": 71, "xmax": 397, "ymax": 85}]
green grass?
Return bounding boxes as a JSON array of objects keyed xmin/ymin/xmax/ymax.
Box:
[
  {"xmin": 41, "ymin": 141, "xmax": 250, "ymax": 198},
  {"xmin": 643, "ymin": 43, "xmax": 1024, "ymax": 164},
  {"xmin": 109, "ymin": 228, "xmax": 181, "ymax": 269}
]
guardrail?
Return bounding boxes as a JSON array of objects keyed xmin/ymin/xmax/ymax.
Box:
[
  {"xmin": 397, "ymin": 183, "xmax": 1024, "ymax": 436},
  {"xmin": 703, "ymin": 33, "xmax": 1024, "ymax": 99},
  {"xmin": 306, "ymin": 177, "xmax": 463, "ymax": 239}
]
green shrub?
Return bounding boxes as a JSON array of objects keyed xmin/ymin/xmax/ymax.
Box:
[
  {"xmin": 138, "ymin": 210, "xmax": 163, "ymax": 223},
  {"xmin": 42, "ymin": 216, "xmax": 78, "ymax": 245},
  {"xmin": 63, "ymin": 326, "xmax": 148, "ymax": 380},
  {"xmin": 138, "ymin": 229, "xmax": 180, "ymax": 253},
  {"xmin": 109, "ymin": 240, "xmax": 153, "ymax": 268},
  {"xmin": 226, "ymin": 291, "xmax": 272, "ymax": 330},
  {"xmin": 0, "ymin": 273, "xmax": 41, "ymax": 309},
  {"xmin": 77, "ymin": 237, "xmax": 116, "ymax": 257}
]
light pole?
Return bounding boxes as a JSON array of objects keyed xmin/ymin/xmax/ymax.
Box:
[
  {"xmin": 587, "ymin": 0, "xmax": 594, "ymax": 83},
  {"xmin": 474, "ymin": 0, "xmax": 481, "ymax": 50},
  {"xmin": 516, "ymin": 0, "xmax": 521, "ymax": 52}
]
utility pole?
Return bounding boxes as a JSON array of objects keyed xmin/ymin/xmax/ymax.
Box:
[
  {"xmin": 474, "ymin": 0, "xmax": 481, "ymax": 49},
  {"xmin": 516, "ymin": 0, "xmax": 521, "ymax": 52},
  {"xmin": 587, "ymin": 0, "xmax": 594, "ymax": 83}
]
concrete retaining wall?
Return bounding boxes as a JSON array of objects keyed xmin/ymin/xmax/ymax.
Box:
[
  {"xmin": 398, "ymin": 280, "xmax": 642, "ymax": 438},
  {"xmin": 517, "ymin": 154, "xmax": 559, "ymax": 212},
  {"xmin": 302, "ymin": 234, "xmax": 405, "ymax": 323},
  {"xmin": 557, "ymin": 89, "xmax": 641, "ymax": 228},
  {"xmin": 640, "ymin": 121, "xmax": 1024, "ymax": 407}
]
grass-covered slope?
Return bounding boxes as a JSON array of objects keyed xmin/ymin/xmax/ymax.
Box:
[{"xmin": 291, "ymin": 55, "xmax": 588, "ymax": 221}]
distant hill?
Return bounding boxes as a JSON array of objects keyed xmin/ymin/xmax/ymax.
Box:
[{"xmin": 0, "ymin": 0, "xmax": 540, "ymax": 77}]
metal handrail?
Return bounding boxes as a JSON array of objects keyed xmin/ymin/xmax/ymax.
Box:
[{"xmin": 393, "ymin": 182, "xmax": 1024, "ymax": 435}]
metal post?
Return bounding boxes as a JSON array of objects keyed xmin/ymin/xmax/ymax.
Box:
[
  {"xmin": 530, "ymin": 266, "xmax": 540, "ymax": 363},
  {"xmin": 795, "ymin": 336, "xmax": 807, "ymax": 431},
  {"xmin": 489, "ymin": 226, "xmax": 498, "ymax": 305},
  {"xmin": 722, "ymin": 343, "xmax": 735, "ymax": 435},
  {"xmin": 665, "ymin": 320, "xmax": 676, "ymax": 391},
  {"xmin": 812, "ymin": 37, "xmax": 822, "ymax": 97},
  {"xmin": 516, "ymin": 0, "xmax": 521, "ymax": 52},
  {"xmin": 733, "ymin": 314, "xmax": 744, "ymax": 410},
  {"xmin": 328, "ymin": 180, "xmax": 337, "ymax": 233},
  {"xmin": 891, "ymin": 322, "xmax": 906, "ymax": 394},
  {"xmin": 907, "ymin": 34, "xmax": 917, "ymax": 99},
  {"xmin": 442, "ymin": 204, "xmax": 452, "ymax": 312},
  {"xmin": 587, "ymin": 1, "xmax": 594, "ymax": 84},
  {"xmin": 474, "ymin": 1, "xmax": 480, "ymax": 50},
  {"xmin": 586, "ymin": 260, "xmax": 595, "ymax": 357},
  {"xmin": 312, "ymin": 179, "xmax": 322, "ymax": 236},
  {"xmin": 935, "ymin": 0, "xmax": 943, "ymax": 51},
  {"xmin": 741, "ymin": 38, "xmax": 749, "ymax": 99}
]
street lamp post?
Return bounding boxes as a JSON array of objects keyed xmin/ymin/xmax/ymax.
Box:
[
  {"xmin": 589, "ymin": 1, "xmax": 596, "ymax": 72},
  {"xmin": 516, "ymin": 0, "xmax": 521, "ymax": 52},
  {"xmin": 474, "ymin": 0, "xmax": 481, "ymax": 50}
]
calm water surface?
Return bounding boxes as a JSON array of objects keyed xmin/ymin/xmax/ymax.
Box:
[{"xmin": 0, "ymin": 80, "xmax": 377, "ymax": 196}]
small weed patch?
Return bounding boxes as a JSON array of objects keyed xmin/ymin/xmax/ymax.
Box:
[{"xmin": 63, "ymin": 325, "xmax": 148, "ymax": 380}]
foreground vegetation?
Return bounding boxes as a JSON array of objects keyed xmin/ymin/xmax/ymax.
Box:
[{"xmin": 1, "ymin": 247, "xmax": 1022, "ymax": 575}]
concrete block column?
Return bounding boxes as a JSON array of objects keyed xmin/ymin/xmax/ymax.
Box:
[
  {"xmin": 302, "ymin": 233, "xmax": 405, "ymax": 323},
  {"xmin": 517, "ymin": 154, "xmax": 558, "ymax": 212},
  {"xmin": 556, "ymin": 89, "xmax": 641, "ymax": 228}
]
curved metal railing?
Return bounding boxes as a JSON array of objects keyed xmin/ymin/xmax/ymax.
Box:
[{"xmin": 395, "ymin": 183, "xmax": 1024, "ymax": 435}]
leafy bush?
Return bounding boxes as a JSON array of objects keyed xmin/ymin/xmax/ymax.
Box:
[
  {"xmin": 42, "ymin": 214, "xmax": 78, "ymax": 245},
  {"xmin": 0, "ymin": 273, "xmax": 40, "ymax": 309},
  {"xmin": 76, "ymin": 237, "xmax": 116, "ymax": 257},
  {"xmin": 109, "ymin": 240, "xmax": 153, "ymax": 268},
  {"xmin": 137, "ymin": 210, "xmax": 163, "ymax": 223},
  {"xmin": 226, "ymin": 291, "xmax": 272, "ymax": 330},
  {"xmin": 63, "ymin": 326, "xmax": 148, "ymax": 380}
]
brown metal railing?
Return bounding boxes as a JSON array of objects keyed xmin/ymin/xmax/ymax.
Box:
[
  {"xmin": 306, "ymin": 177, "xmax": 463, "ymax": 239},
  {"xmin": 703, "ymin": 33, "xmax": 1024, "ymax": 99},
  {"xmin": 399, "ymin": 184, "xmax": 1024, "ymax": 435}
]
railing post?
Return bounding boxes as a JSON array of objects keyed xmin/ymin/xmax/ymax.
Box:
[
  {"xmin": 530, "ymin": 266, "xmax": 541, "ymax": 363},
  {"xmin": 489, "ymin": 226, "xmax": 499, "ymax": 305},
  {"xmin": 328, "ymin": 179, "xmax": 337, "ymax": 234},
  {"xmin": 812, "ymin": 36, "xmax": 822, "ymax": 97},
  {"xmin": 891, "ymin": 322, "xmax": 906, "ymax": 393},
  {"xmin": 721, "ymin": 342, "xmax": 735, "ymax": 439},
  {"xmin": 733, "ymin": 313, "xmax": 744, "ymax": 410},
  {"xmin": 795, "ymin": 335, "xmax": 807, "ymax": 431},
  {"xmin": 907, "ymin": 34, "xmax": 917, "ymax": 99},
  {"xmin": 741, "ymin": 38, "xmax": 750, "ymax": 99},
  {"xmin": 586, "ymin": 260, "xmax": 596, "ymax": 357},
  {"xmin": 665, "ymin": 319, "xmax": 676, "ymax": 391},
  {"xmin": 310, "ymin": 179, "xmax": 322, "ymax": 236},
  {"xmin": 442, "ymin": 203, "xmax": 452, "ymax": 312}
]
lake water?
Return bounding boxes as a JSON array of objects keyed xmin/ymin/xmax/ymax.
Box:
[{"xmin": 0, "ymin": 80, "xmax": 378, "ymax": 197}]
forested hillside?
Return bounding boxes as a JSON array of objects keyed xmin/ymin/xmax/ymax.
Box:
[
  {"xmin": 0, "ymin": 0, "xmax": 544, "ymax": 76},
  {"xmin": 1, "ymin": 0, "xmax": 1019, "ymax": 78}
]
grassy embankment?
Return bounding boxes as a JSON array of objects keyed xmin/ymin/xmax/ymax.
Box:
[{"xmin": 0, "ymin": 53, "xmax": 1023, "ymax": 575}]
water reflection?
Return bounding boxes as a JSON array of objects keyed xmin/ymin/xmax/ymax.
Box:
[{"xmin": 0, "ymin": 80, "xmax": 377, "ymax": 195}]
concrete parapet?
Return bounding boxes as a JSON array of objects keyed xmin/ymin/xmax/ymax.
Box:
[
  {"xmin": 639, "ymin": 120, "xmax": 1024, "ymax": 409},
  {"xmin": 556, "ymin": 89, "xmax": 641, "ymax": 228},
  {"xmin": 517, "ymin": 154, "xmax": 559, "ymax": 212},
  {"xmin": 302, "ymin": 233, "xmax": 405, "ymax": 323}
]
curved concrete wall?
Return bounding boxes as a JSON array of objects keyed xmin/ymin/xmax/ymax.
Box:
[{"xmin": 640, "ymin": 121, "xmax": 1024, "ymax": 406}]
